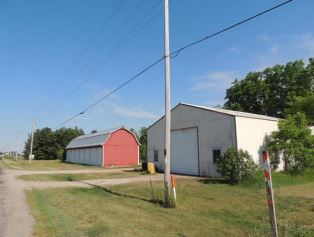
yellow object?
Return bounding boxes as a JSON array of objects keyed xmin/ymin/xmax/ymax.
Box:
[{"xmin": 147, "ymin": 162, "xmax": 155, "ymax": 174}]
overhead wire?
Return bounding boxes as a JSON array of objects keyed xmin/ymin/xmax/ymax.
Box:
[
  {"xmin": 42, "ymin": 0, "xmax": 151, "ymax": 116},
  {"xmin": 53, "ymin": 0, "xmax": 294, "ymax": 129},
  {"xmin": 33, "ymin": 0, "xmax": 126, "ymax": 117},
  {"xmin": 46, "ymin": 0, "xmax": 162, "ymax": 116}
]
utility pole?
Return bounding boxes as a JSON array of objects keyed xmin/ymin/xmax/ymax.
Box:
[
  {"xmin": 163, "ymin": 0, "xmax": 171, "ymax": 206},
  {"xmin": 29, "ymin": 120, "xmax": 35, "ymax": 165}
]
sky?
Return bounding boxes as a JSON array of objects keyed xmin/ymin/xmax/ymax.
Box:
[{"xmin": 0, "ymin": 0, "xmax": 314, "ymax": 152}]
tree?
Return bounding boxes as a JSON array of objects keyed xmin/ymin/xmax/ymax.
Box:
[
  {"xmin": 129, "ymin": 128, "xmax": 139, "ymax": 140},
  {"xmin": 23, "ymin": 127, "xmax": 56, "ymax": 160},
  {"xmin": 23, "ymin": 127, "xmax": 84, "ymax": 160},
  {"xmin": 286, "ymin": 92, "xmax": 314, "ymax": 125},
  {"xmin": 91, "ymin": 129, "xmax": 98, "ymax": 133},
  {"xmin": 267, "ymin": 113, "xmax": 314, "ymax": 174},
  {"xmin": 54, "ymin": 127, "xmax": 84, "ymax": 160},
  {"xmin": 138, "ymin": 127, "xmax": 147, "ymax": 163},
  {"xmin": 224, "ymin": 58, "xmax": 313, "ymax": 118},
  {"xmin": 215, "ymin": 147, "xmax": 258, "ymax": 185},
  {"xmin": 225, "ymin": 72, "xmax": 267, "ymax": 114}
]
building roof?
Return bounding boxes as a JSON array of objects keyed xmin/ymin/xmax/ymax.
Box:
[
  {"xmin": 148, "ymin": 102, "xmax": 279, "ymax": 130},
  {"xmin": 66, "ymin": 127, "xmax": 139, "ymax": 149},
  {"xmin": 181, "ymin": 103, "xmax": 280, "ymax": 121}
]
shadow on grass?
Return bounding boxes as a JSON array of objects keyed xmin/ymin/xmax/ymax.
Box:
[
  {"xmin": 198, "ymin": 178, "xmax": 227, "ymax": 184},
  {"xmin": 77, "ymin": 180, "xmax": 166, "ymax": 207}
]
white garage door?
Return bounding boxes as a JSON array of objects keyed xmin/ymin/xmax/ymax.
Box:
[{"xmin": 171, "ymin": 128, "xmax": 199, "ymax": 176}]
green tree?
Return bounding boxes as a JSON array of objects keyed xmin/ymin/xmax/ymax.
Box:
[
  {"xmin": 225, "ymin": 72, "xmax": 267, "ymax": 114},
  {"xmin": 138, "ymin": 127, "xmax": 147, "ymax": 163},
  {"xmin": 23, "ymin": 127, "xmax": 56, "ymax": 160},
  {"xmin": 23, "ymin": 127, "xmax": 84, "ymax": 160},
  {"xmin": 286, "ymin": 92, "xmax": 314, "ymax": 125},
  {"xmin": 91, "ymin": 129, "xmax": 98, "ymax": 133},
  {"xmin": 129, "ymin": 128, "xmax": 139, "ymax": 140},
  {"xmin": 54, "ymin": 127, "xmax": 84, "ymax": 160},
  {"xmin": 268, "ymin": 113, "xmax": 314, "ymax": 174},
  {"xmin": 224, "ymin": 58, "xmax": 313, "ymax": 118}
]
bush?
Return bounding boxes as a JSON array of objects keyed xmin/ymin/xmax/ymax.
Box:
[
  {"xmin": 267, "ymin": 113, "xmax": 314, "ymax": 174},
  {"xmin": 215, "ymin": 147, "xmax": 258, "ymax": 185}
]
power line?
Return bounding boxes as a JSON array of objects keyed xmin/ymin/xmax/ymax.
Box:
[
  {"xmin": 49, "ymin": 0, "xmax": 162, "ymax": 115},
  {"xmin": 170, "ymin": 0, "xmax": 294, "ymax": 59},
  {"xmin": 42, "ymin": 0, "xmax": 151, "ymax": 118},
  {"xmin": 33, "ymin": 0, "xmax": 126, "ymax": 117},
  {"xmin": 53, "ymin": 0, "xmax": 294, "ymax": 129}
]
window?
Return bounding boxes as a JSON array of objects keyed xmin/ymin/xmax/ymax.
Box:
[
  {"xmin": 213, "ymin": 149, "xmax": 221, "ymax": 164},
  {"xmin": 154, "ymin": 150, "xmax": 159, "ymax": 162}
]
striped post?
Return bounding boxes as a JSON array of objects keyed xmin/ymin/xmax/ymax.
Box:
[
  {"xmin": 263, "ymin": 151, "xmax": 278, "ymax": 237},
  {"xmin": 171, "ymin": 175, "xmax": 177, "ymax": 202}
]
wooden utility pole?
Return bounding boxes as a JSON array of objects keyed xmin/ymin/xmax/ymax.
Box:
[
  {"xmin": 29, "ymin": 120, "xmax": 35, "ymax": 165},
  {"xmin": 163, "ymin": 0, "xmax": 171, "ymax": 206}
]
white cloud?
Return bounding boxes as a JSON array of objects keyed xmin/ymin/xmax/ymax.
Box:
[
  {"xmin": 190, "ymin": 71, "xmax": 238, "ymax": 91},
  {"xmin": 112, "ymin": 104, "xmax": 159, "ymax": 119}
]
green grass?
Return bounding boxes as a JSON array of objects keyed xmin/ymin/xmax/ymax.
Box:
[
  {"xmin": 26, "ymin": 175, "xmax": 314, "ymax": 237},
  {"xmin": 1, "ymin": 158, "xmax": 101, "ymax": 171},
  {"xmin": 18, "ymin": 171, "xmax": 145, "ymax": 181},
  {"xmin": 238, "ymin": 169, "xmax": 314, "ymax": 189}
]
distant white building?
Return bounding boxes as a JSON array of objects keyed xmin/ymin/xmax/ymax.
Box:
[{"xmin": 147, "ymin": 103, "xmax": 282, "ymax": 177}]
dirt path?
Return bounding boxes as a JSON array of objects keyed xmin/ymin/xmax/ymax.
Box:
[
  {"xmin": 0, "ymin": 167, "xmax": 166, "ymax": 237},
  {"xmin": 0, "ymin": 169, "xmax": 5, "ymax": 237}
]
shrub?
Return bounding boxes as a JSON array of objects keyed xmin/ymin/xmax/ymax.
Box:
[
  {"xmin": 267, "ymin": 113, "xmax": 314, "ymax": 174},
  {"xmin": 215, "ymin": 147, "xmax": 258, "ymax": 185}
]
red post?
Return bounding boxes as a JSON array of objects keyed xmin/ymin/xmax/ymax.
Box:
[{"xmin": 262, "ymin": 151, "xmax": 278, "ymax": 237}]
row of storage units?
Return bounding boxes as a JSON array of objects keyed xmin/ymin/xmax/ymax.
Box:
[{"xmin": 66, "ymin": 147, "xmax": 103, "ymax": 166}]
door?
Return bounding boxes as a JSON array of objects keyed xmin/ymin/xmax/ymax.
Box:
[{"xmin": 171, "ymin": 127, "xmax": 199, "ymax": 176}]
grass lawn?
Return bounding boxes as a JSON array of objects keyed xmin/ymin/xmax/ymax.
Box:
[
  {"xmin": 1, "ymin": 158, "xmax": 101, "ymax": 171},
  {"xmin": 27, "ymin": 173, "xmax": 314, "ymax": 237},
  {"xmin": 18, "ymin": 170, "xmax": 145, "ymax": 181}
]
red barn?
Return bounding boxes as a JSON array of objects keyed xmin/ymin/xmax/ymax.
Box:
[{"xmin": 66, "ymin": 127, "xmax": 140, "ymax": 167}]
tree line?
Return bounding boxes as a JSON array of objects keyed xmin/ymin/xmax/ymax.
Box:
[
  {"xmin": 23, "ymin": 127, "xmax": 84, "ymax": 160},
  {"xmin": 224, "ymin": 58, "xmax": 314, "ymax": 124}
]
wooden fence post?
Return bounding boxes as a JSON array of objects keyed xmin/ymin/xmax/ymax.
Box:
[{"xmin": 262, "ymin": 151, "xmax": 278, "ymax": 237}]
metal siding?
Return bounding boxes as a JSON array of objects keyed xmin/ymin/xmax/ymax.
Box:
[
  {"xmin": 171, "ymin": 128, "xmax": 199, "ymax": 175},
  {"xmin": 104, "ymin": 129, "xmax": 139, "ymax": 166},
  {"xmin": 66, "ymin": 147, "xmax": 103, "ymax": 166},
  {"xmin": 96, "ymin": 148, "xmax": 103, "ymax": 166},
  {"xmin": 235, "ymin": 116, "xmax": 280, "ymax": 169},
  {"xmin": 90, "ymin": 148, "xmax": 97, "ymax": 166},
  {"xmin": 147, "ymin": 104, "xmax": 236, "ymax": 176}
]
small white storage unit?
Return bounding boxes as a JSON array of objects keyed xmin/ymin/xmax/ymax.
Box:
[
  {"xmin": 147, "ymin": 103, "xmax": 280, "ymax": 176},
  {"xmin": 66, "ymin": 147, "xmax": 103, "ymax": 166}
]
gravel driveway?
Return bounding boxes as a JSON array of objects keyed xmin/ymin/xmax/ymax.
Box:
[
  {"xmin": 0, "ymin": 168, "xmax": 5, "ymax": 237},
  {"xmin": 0, "ymin": 167, "xmax": 167, "ymax": 237}
]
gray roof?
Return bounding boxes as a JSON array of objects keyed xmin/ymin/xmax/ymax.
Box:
[
  {"xmin": 181, "ymin": 103, "xmax": 280, "ymax": 121},
  {"xmin": 148, "ymin": 102, "xmax": 280, "ymax": 130},
  {"xmin": 66, "ymin": 126, "xmax": 141, "ymax": 149},
  {"xmin": 66, "ymin": 128, "xmax": 117, "ymax": 149}
]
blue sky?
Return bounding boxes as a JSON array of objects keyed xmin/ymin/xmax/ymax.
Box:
[{"xmin": 1, "ymin": 0, "xmax": 314, "ymax": 152}]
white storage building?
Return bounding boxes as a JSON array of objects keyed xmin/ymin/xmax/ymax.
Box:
[{"xmin": 147, "ymin": 103, "xmax": 281, "ymax": 177}]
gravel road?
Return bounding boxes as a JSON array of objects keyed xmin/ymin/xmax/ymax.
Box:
[{"xmin": 0, "ymin": 168, "xmax": 5, "ymax": 237}]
